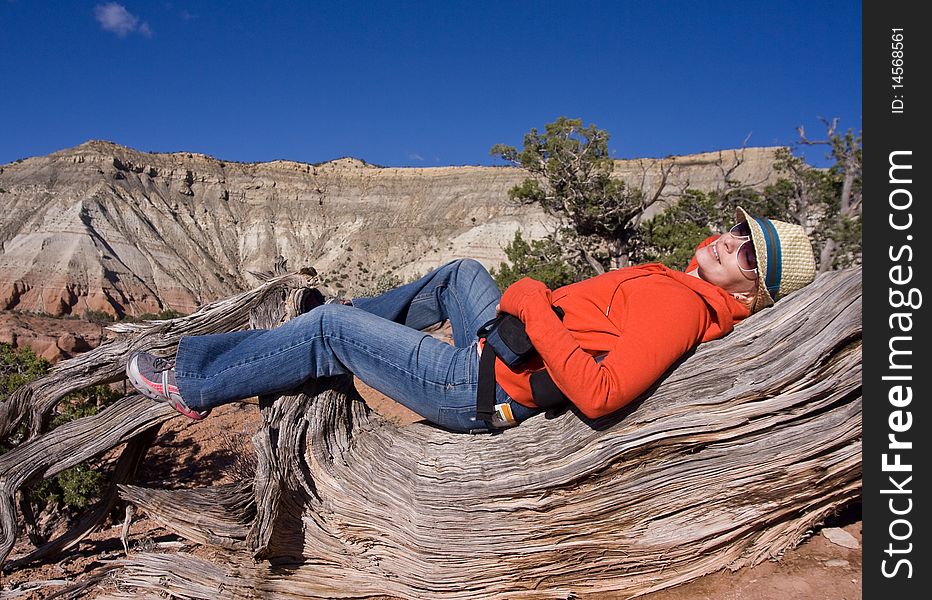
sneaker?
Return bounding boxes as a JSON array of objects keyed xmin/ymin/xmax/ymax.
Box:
[{"xmin": 126, "ymin": 352, "xmax": 209, "ymax": 420}]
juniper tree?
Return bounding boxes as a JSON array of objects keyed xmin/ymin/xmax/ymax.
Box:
[{"xmin": 491, "ymin": 117, "xmax": 669, "ymax": 273}]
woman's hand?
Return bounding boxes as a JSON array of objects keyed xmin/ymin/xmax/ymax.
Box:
[{"xmin": 499, "ymin": 277, "xmax": 552, "ymax": 321}]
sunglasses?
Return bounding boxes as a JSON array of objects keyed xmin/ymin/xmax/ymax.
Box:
[{"xmin": 728, "ymin": 222, "xmax": 759, "ymax": 274}]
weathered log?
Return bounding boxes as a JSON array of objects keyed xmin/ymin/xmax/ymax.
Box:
[
  {"xmin": 111, "ymin": 268, "xmax": 860, "ymax": 599},
  {"xmin": 3, "ymin": 266, "xmax": 861, "ymax": 599},
  {"xmin": 118, "ymin": 481, "xmax": 254, "ymax": 550}
]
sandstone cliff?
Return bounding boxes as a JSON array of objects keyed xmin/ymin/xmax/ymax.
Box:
[{"xmin": 0, "ymin": 141, "xmax": 784, "ymax": 317}]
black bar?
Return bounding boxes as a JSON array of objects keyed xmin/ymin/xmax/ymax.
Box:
[{"xmin": 863, "ymin": 1, "xmax": 929, "ymax": 597}]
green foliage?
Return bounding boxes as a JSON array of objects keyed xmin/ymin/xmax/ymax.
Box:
[
  {"xmin": 825, "ymin": 213, "xmax": 862, "ymax": 269},
  {"xmin": 52, "ymin": 383, "xmax": 121, "ymax": 427},
  {"xmin": 128, "ymin": 308, "xmax": 186, "ymax": 322},
  {"xmin": 633, "ymin": 191, "xmax": 720, "ymax": 270},
  {"xmin": 28, "ymin": 383, "xmax": 119, "ymax": 511},
  {"xmin": 765, "ymin": 130, "xmax": 862, "ymax": 270},
  {"xmin": 365, "ymin": 275, "xmax": 396, "ymax": 295},
  {"xmin": 491, "ymin": 231, "xmax": 578, "ymax": 291},
  {"xmin": 367, "ymin": 269, "xmax": 424, "ymax": 295},
  {"xmin": 33, "ymin": 464, "xmax": 102, "ymax": 510},
  {"xmin": 492, "ymin": 119, "xmax": 861, "ymax": 293},
  {"xmin": 83, "ymin": 309, "xmax": 115, "ymax": 324},
  {"xmin": 1, "ymin": 342, "xmax": 50, "ymax": 401},
  {"xmin": 57, "ymin": 464, "xmax": 103, "ymax": 509},
  {"xmin": 492, "ymin": 117, "xmax": 647, "ymax": 269},
  {"xmin": 633, "ymin": 185, "xmax": 787, "ymax": 269},
  {"xmin": 1, "ymin": 343, "xmax": 119, "ymax": 513}
]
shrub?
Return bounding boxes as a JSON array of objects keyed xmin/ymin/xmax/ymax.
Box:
[
  {"xmin": 1, "ymin": 343, "xmax": 120, "ymax": 516},
  {"xmin": 371, "ymin": 274, "xmax": 402, "ymax": 295},
  {"xmin": 126, "ymin": 308, "xmax": 186, "ymax": 322},
  {"xmin": 491, "ymin": 231, "xmax": 577, "ymax": 291},
  {"xmin": 84, "ymin": 309, "xmax": 115, "ymax": 324},
  {"xmin": 1, "ymin": 343, "xmax": 50, "ymax": 401}
]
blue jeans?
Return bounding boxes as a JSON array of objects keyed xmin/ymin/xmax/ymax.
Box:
[{"xmin": 174, "ymin": 259, "xmax": 540, "ymax": 433}]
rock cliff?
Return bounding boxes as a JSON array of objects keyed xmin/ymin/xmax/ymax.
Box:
[{"xmin": 0, "ymin": 141, "xmax": 784, "ymax": 317}]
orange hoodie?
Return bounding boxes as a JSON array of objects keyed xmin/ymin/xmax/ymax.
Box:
[{"xmin": 495, "ymin": 236, "xmax": 749, "ymax": 419}]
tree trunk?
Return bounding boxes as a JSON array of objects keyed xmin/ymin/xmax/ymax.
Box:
[
  {"xmin": 608, "ymin": 236, "xmax": 631, "ymax": 270},
  {"xmin": 819, "ymin": 237, "xmax": 838, "ymax": 273},
  {"xmin": 1, "ymin": 265, "xmax": 862, "ymax": 599}
]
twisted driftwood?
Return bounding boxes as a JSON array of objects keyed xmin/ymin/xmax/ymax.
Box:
[{"xmin": 0, "ymin": 264, "xmax": 861, "ymax": 599}]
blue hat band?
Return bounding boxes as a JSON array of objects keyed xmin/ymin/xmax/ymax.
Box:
[{"xmin": 754, "ymin": 217, "xmax": 782, "ymax": 297}]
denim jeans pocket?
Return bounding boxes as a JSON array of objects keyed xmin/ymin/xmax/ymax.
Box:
[{"xmin": 438, "ymin": 402, "xmax": 488, "ymax": 434}]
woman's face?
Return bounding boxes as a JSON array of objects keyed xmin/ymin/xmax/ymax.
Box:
[{"xmin": 692, "ymin": 231, "xmax": 759, "ymax": 294}]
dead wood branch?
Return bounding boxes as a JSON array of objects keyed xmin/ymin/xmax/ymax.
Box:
[{"xmin": 119, "ymin": 481, "xmax": 254, "ymax": 551}]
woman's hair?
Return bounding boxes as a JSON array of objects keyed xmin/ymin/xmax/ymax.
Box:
[{"xmin": 737, "ymin": 289, "xmax": 760, "ymax": 313}]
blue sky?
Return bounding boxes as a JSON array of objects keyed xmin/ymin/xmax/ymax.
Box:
[{"xmin": 1, "ymin": 1, "xmax": 861, "ymax": 168}]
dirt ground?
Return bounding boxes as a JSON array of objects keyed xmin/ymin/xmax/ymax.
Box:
[{"xmin": 0, "ymin": 315, "xmax": 861, "ymax": 599}]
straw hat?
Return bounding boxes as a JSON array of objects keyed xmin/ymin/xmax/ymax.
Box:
[{"xmin": 736, "ymin": 207, "xmax": 816, "ymax": 313}]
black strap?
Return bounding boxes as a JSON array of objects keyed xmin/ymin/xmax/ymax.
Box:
[
  {"xmin": 476, "ymin": 343, "xmax": 498, "ymax": 422},
  {"xmin": 476, "ymin": 339, "xmax": 570, "ymax": 419},
  {"xmin": 475, "ymin": 304, "xmax": 571, "ymax": 421}
]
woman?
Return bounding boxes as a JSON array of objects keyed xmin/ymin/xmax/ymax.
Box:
[{"xmin": 127, "ymin": 207, "xmax": 816, "ymax": 432}]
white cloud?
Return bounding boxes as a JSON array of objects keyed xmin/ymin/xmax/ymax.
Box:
[
  {"xmin": 408, "ymin": 153, "xmax": 424, "ymax": 162},
  {"xmin": 95, "ymin": 3, "xmax": 152, "ymax": 37}
]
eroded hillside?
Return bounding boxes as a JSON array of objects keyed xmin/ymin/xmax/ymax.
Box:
[{"xmin": 0, "ymin": 141, "xmax": 783, "ymax": 317}]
